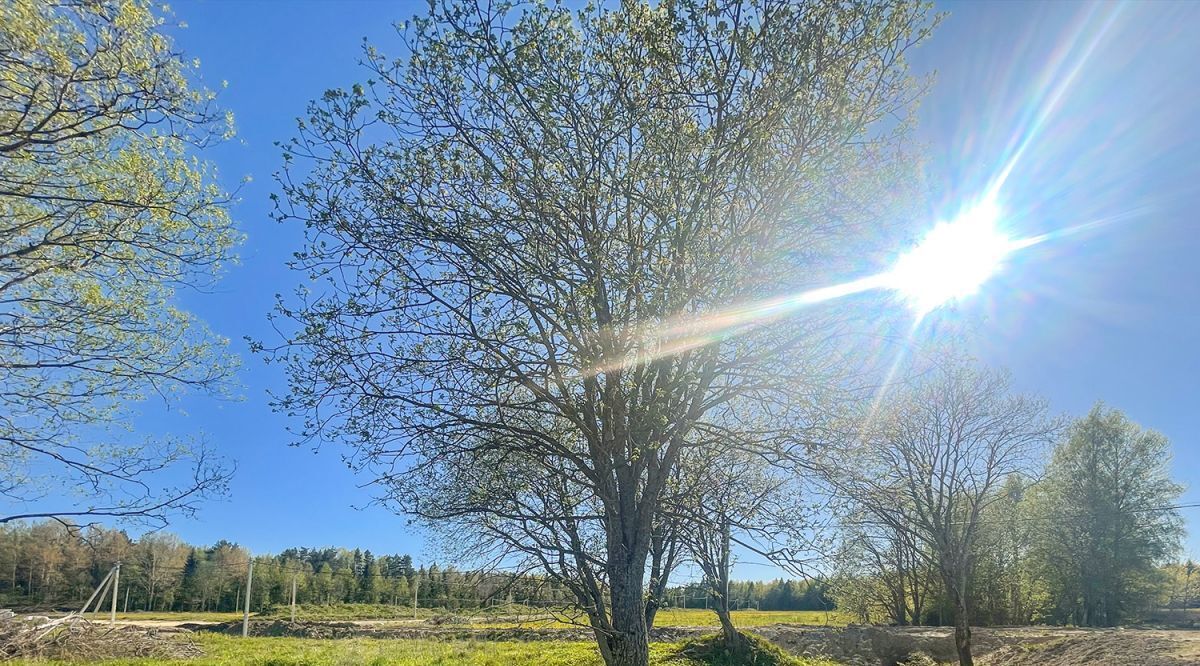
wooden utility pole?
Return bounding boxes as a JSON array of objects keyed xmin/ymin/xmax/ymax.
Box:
[
  {"xmin": 412, "ymin": 578, "xmax": 419, "ymax": 619},
  {"xmin": 242, "ymin": 560, "xmax": 254, "ymax": 638},
  {"xmin": 290, "ymin": 575, "xmax": 297, "ymax": 622},
  {"xmin": 110, "ymin": 562, "xmax": 120, "ymax": 624}
]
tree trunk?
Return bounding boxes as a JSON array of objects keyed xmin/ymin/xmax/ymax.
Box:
[
  {"xmin": 147, "ymin": 557, "xmax": 157, "ymax": 612},
  {"xmin": 715, "ymin": 605, "xmax": 745, "ymax": 651},
  {"xmin": 603, "ymin": 561, "xmax": 650, "ymax": 666},
  {"xmin": 713, "ymin": 519, "xmax": 745, "ymax": 652},
  {"xmin": 894, "ymin": 595, "xmax": 908, "ymax": 626},
  {"xmin": 644, "ymin": 555, "xmax": 666, "ymax": 629},
  {"xmin": 645, "ymin": 523, "xmax": 678, "ymax": 629},
  {"xmin": 644, "ymin": 594, "xmax": 661, "ymax": 630},
  {"xmin": 952, "ymin": 599, "xmax": 973, "ymax": 666}
]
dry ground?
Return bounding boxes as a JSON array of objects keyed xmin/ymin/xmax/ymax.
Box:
[
  {"xmin": 758, "ymin": 625, "xmax": 1200, "ymax": 665},
  {"xmin": 187, "ymin": 618, "xmax": 1200, "ymax": 665}
]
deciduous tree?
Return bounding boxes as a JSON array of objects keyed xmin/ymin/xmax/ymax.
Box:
[
  {"xmin": 0, "ymin": 0, "xmax": 237, "ymax": 526},
  {"xmin": 676, "ymin": 446, "xmax": 791, "ymax": 651},
  {"xmin": 1028, "ymin": 405, "xmax": 1183, "ymax": 626},
  {"xmin": 820, "ymin": 359, "xmax": 1056, "ymax": 665},
  {"xmin": 265, "ymin": 1, "xmax": 934, "ymax": 663}
]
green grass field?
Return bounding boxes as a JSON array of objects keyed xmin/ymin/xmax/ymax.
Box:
[
  {"xmin": 11, "ymin": 634, "xmax": 841, "ymax": 666},
  {"xmin": 9, "ymin": 609, "xmax": 848, "ymax": 665},
  {"xmin": 11, "ymin": 608, "xmax": 847, "ymax": 665},
  {"xmin": 257, "ymin": 604, "xmax": 435, "ymax": 621},
  {"xmin": 654, "ymin": 609, "xmax": 846, "ymax": 628}
]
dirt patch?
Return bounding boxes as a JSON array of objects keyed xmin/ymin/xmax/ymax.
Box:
[
  {"xmin": 755, "ymin": 625, "xmax": 1200, "ymax": 666},
  {"xmin": 979, "ymin": 630, "xmax": 1190, "ymax": 666},
  {"xmin": 757, "ymin": 625, "xmax": 959, "ymax": 666}
]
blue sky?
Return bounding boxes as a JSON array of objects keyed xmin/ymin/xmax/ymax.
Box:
[{"xmin": 18, "ymin": 0, "xmax": 1200, "ymax": 574}]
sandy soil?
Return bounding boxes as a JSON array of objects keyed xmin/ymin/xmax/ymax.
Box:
[{"xmin": 758, "ymin": 625, "xmax": 1200, "ymax": 665}]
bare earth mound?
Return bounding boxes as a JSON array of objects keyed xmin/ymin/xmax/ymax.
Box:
[
  {"xmin": 751, "ymin": 625, "xmax": 1200, "ymax": 666},
  {"xmin": 980, "ymin": 630, "xmax": 1199, "ymax": 666},
  {"xmin": 199, "ymin": 618, "xmax": 709, "ymax": 643}
]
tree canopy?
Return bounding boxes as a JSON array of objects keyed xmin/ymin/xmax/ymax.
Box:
[
  {"xmin": 1029, "ymin": 405, "xmax": 1184, "ymax": 626},
  {"xmin": 0, "ymin": 0, "xmax": 236, "ymax": 526},
  {"xmin": 818, "ymin": 358, "xmax": 1058, "ymax": 665},
  {"xmin": 266, "ymin": 1, "xmax": 935, "ymax": 664}
]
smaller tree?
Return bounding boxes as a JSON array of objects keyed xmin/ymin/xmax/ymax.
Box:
[
  {"xmin": 134, "ymin": 532, "xmax": 188, "ymax": 611},
  {"xmin": 313, "ymin": 563, "xmax": 334, "ymax": 605},
  {"xmin": 644, "ymin": 507, "xmax": 684, "ymax": 629},
  {"xmin": 676, "ymin": 459, "xmax": 759, "ymax": 649},
  {"xmin": 821, "ymin": 359, "xmax": 1056, "ymax": 665},
  {"xmin": 674, "ymin": 432, "xmax": 814, "ymax": 651},
  {"xmin": 832, "ymin": 510, "xmax": 937, "ymax": 626},
  {"xmin": 970, "ymin": 475, "xmax": 1040, "ymax": 625}
]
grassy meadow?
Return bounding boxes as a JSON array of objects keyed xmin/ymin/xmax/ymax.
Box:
[
  {"xmin": 471, "ymin": 609, "xmax": 846, "ymax": 629},
  {"xmin": 9, "ymin": 634, "xmax": 841, "ymax": 666},
  {"xmin": 643, "ymin": 609, "xmax": 843, "ymax": 628},
  {"xmin": 10, "ymin": 609, "xmax": 848, "ymax": 665}
]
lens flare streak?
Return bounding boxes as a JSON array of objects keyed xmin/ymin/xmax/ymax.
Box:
[
  {"xmin": 584, "ymin": 2, "xmax": 1133, "ymax": 378},
  {"xmin": 583, "ymin": 209, "xmax": 1120, "ymax": 378}
]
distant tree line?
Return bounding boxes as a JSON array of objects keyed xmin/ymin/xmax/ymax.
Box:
[
  {"xmin": 0, "ymin": 526, "xmax": 511, "ymax": 612},
  {"xmin": 827, "ymin": 403, "xmax": 1189, "ymax": 632},
  {"xmin": 665, "ymin": 579, "xmax": 832, "ymax": 612},
  {"xmin": 0, "ymin": 525, "xmax": 814, "ymax": 614}
]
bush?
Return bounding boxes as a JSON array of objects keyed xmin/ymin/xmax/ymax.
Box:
[{"xmin": 672, "ymin": 632, "xmax": 837, "ymax": 666}]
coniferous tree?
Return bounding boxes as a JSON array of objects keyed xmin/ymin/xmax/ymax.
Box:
[{"xmin": 178, "ymin": 550, "xmax": 202, "ymax": 611}]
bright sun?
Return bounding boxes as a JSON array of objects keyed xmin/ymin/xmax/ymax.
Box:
[{"xmin": 888, "ymin": 198, "xmax": 1015, "ymax": 314}]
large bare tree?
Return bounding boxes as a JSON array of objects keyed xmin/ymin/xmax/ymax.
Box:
[
  {"xmin": 820, "ymin": 359, "xmax": 1057, "ymax": 665},
  {"xmin": 264, "ymin": 1, "xmax": 934, "ymax": 664}
]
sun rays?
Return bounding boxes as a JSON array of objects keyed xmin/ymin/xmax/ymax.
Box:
[{"xmin": 582, "ymin": 1, "xmax": 1138, "ymax": 381}]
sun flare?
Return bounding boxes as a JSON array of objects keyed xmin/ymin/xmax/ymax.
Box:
[{"xmin": 887, "ymin": 198, "xmax": 1016, "ymax": 314}]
